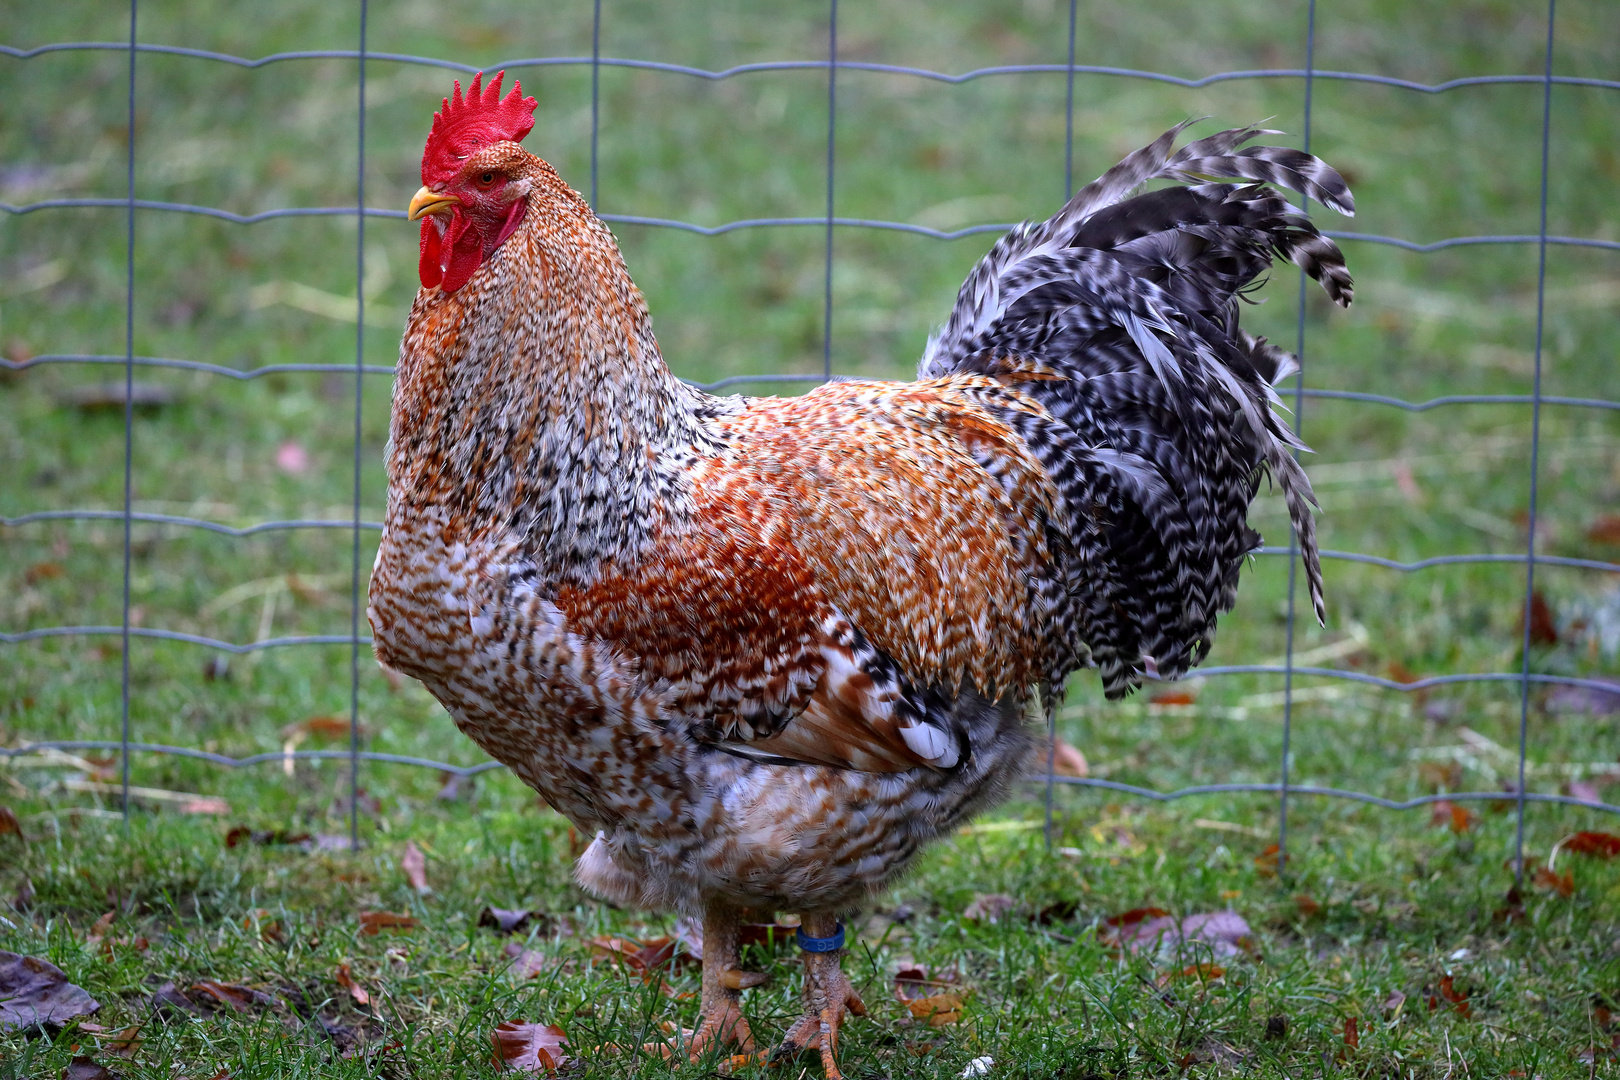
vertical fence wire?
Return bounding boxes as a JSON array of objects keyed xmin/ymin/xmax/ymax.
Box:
[
  {"xmin": 1063, "ymin": 0, "xmax": 1077, "ymax": 201},
  {"xmin": 589, "ymin": 0, "xmax": 602, "ymax": 210},
  {"xmin": 119, "ymin": 0, "xmax": 139, "ymax": 832},
  {"xmin": 1514, "ymin": 0, "xmax": 1558, "ymax": 883},
  {"xmin": 347, "ymin": 0, "xmax": 370, "ymax": 851},
  {"xmin": 1276, "ymin": 0, "xmax": 1318, "ymax": 877},
  {"xmin": 821, "ymin": 0, "xmax": 838, "ymax": 382},
  {"xmin": 1045, "ymin": 0, "xmax": 1081, "ymax": 852}
]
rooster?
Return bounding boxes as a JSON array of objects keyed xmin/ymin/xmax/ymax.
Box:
[{"xmin": 370, "ymin": 72, "xmax": 1352, "ymax": 1076}]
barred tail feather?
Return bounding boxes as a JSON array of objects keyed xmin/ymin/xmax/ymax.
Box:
[{"xmin": 924, "ymin": 122, "xmax": 1351, "ymax": 696}]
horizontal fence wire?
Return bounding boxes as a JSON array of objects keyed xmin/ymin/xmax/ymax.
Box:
[
  {"xmin": 4, "ymin": 41, "xmax": 1620, "ymax": 93},
  {"xmin": 9, "ymin": 198, "xmax": 1620, "ymax": 253},
  {"xmin": 3, "ymin": 22, "xmax": 1618, "ymax": 842}
]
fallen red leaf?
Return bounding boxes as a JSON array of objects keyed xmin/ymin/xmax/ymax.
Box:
[
  {"xmin": 1429, "ymin": 800, "xmax": 1476, "ymax": 833},
  {"xmin": 1294, "ymin": 893, "xmax": 1322, "ymax": 918},
  {"xmin": 1254, "ymin": 843, "xmax": 1280, "ymax": 875},
  {"xmin": 401, "ymin": 841, "xmax": 428, "ymax": 892},
  {"xmin": 1435, "ymin": 975, "xmax": 1472, "ymax": 1019},
  {"xmin": 335, "ymin": 962, "xmax": 370, "ymax": 1007},
  {"xmin": 1522, "ymin": 591, "xmax": 1558, "ymax": 646},
  {"xmin": 490, "ymin": 1019, "xmax": 567, "ymax": 1072},
  {"xmin": 1589, "ymin": 515, "xmax": 1620, "ymax": 545},
  {"xmin": 281, "ymin": 715, "xmax": 361, "ymax": 741},
  {"xmin": 1342, "ymin": 1016, "xmax": 1359, "ymax": 1052},
  {"xmin": 357, "ymin": 911, "xmax": 419, "ymax": 936},
  {"xmin": 25, "ymin": 561, "xmax": 66, "ymax": 585},
  {"xmin": 1532, "ymin": 866, "xmax": 1574, "ymax": 897},
  {"xmin": 1564, "ymin": 831, "xmax": 1620, "ymax": 858},
  {"xmin": 0, "ymin": 805, "xmax": 23, "ymax": 841},
  {"xmin": 1103, "ymin": 907, "xmax": 1170, "ymax": 928},
  {"xmin": 1149, "ymin": 689, "xmax": 1197, "ymax": 706}
]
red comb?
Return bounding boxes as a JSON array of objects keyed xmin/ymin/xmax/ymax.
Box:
[{"xmin": 421, "ymin": 71, "xmax": 538, "ymax": 186}]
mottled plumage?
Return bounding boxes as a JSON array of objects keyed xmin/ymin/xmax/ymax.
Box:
[{"xmin": 370, "ymin": 78, "xmax": 1352, "ymax": 1074}]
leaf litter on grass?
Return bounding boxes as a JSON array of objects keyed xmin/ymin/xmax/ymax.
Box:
[
  {"xmin": 0, "ymin": 951, "xmax": 100, "ymax": 1031},
  {"xmin": 491, "ymin": 1020, "xmax": 568, "ymax": 1073}
]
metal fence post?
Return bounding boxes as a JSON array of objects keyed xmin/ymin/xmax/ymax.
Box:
[{"xmin": 1514, "ymin": 0, "xmax": 1558, "ymax": 884}]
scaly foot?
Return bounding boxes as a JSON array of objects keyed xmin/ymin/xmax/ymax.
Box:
[
  {"xmin": 686, "ymin": 901, "xmax": 765, "ymax": 1063},
  {"xmin": 771, "ymin": 916, "xmax": 867, "ymax": 1080}
]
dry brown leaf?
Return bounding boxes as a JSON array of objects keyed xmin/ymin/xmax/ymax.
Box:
[
  {"xmin": 335, "ymin": 962, "xmax": 370, "ymax": 1007},
  {"xmin": 892, "ymin": 968, "xmax": 968, "ymax": 1027},
  {"xmin": 401, "ymin": 841, "xmax": 428, "ymax": 893},
  {"xmin": 1294, "ymin": 894, "xmax": 1322, "ymax": 918},
  {"xmin": 358, "ymin": 911, "xmax": 419, "ymax": 936},
  {"xmin": 104, "ymin": 1023, "xmax": 142, "ymax": 1058},
  {"xmin": 490, "ymin": 1019, "xmax": 568, "ymax": 1072},
  {"xmin": 24, "ymin": 561, "xmax": 66, "ymax": 585},
  {"xmin": 588, "ymin": 935, "xmax": 677, "ymax": 976},
  {"xmin": 1032, "ymin": 737, "xmax": 1089, "ymax": 777},
  {"xmin": 904, "ymin": 990, "xmax": 967, "ymax": 1027},
  {"xmin": 61, "ymin": 1057, "xmax": 119, "ymax": 1080},
  {"xmin": 0, "ymin": 951, "xmax": 101, "ymax": 1031},
  {"xmin": 1564, "ymin": 831, "xmax": 1620, "ymax": 858},
  {"xmin": 86, "ymin": 912, "xmax": 116, "ymax": 943},
  {"xmin": 1102, "ymin": 909, "xmax": 1254, "ymax": 959},
  {"xmin": 1342, "ymin": 1016, "xmax": 1359, "ymax": 1053},
  {"xmin": 503, "ymin": 942, "xmax": 550, "ymax": 980},
  {"xmin": 188, "ymin": 981, "xmax": 272, "ymax": 1013},
  {"xmin": 962, "ymin": 893, "xmax": 1017, "ymax": 923}
]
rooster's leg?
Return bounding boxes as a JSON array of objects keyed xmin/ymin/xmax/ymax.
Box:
[
  {"xmin": 772, "ymin": 912, "xmax": 868, "ymax": 1080},
  {"xmin": 687, "ymin": 900, "xmax": 761, "ymax": 1062}
]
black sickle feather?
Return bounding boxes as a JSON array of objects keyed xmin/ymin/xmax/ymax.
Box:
[{"xmin": 923, "ymin": 123, "xmax": 1352, "ymax": 697}]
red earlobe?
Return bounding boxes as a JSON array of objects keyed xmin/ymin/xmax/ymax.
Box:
[{"xmin": 418, "ymin": 219, "xmax": 444, "ymax": 289}]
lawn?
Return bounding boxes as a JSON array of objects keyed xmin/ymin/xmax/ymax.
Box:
[{"xmin": 3, "ymin": 0, "xmax": 1619, "ymax": 1075}]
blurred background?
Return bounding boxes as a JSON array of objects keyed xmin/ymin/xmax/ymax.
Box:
[{"xmin": 2, "ymin": 0, "xmax": 1617, "ymax": 836}]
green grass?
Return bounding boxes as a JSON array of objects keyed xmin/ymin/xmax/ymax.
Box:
[{"xmin": 3, "ymin": 0, "xmax": 1620, "ymax": 1075}]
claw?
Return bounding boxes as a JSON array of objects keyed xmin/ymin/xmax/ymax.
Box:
[{"xmin": 720, "ymin": 966, "xmax": 769, "ymax": 990}]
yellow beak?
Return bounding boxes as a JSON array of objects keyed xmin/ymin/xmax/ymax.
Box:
[{"xmin": 408, "ymin": 186, "xmax": 459, "ymax": 221}]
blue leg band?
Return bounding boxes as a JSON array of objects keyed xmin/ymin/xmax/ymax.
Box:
[{"xmin": 795, "ymin": 922, "xmax": 845, "ymax": 953}]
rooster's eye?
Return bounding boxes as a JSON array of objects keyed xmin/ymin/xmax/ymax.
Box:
[{"xmin": 477, "ymin": 172, "xmax": 497, "ymax": 187}]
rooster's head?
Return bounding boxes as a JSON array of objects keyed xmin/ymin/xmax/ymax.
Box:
[{"xmin": 409, "ymin": 71, "xmax": 539, "ymax": 294}]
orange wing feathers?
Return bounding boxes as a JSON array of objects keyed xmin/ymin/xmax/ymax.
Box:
[{"xmin": 554, "ymin": 376, "xmax": 1059, "ymax": 770}]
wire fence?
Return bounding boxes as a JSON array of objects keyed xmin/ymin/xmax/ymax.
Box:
[{"xmin": 3, "ymin": 0, "xmax": 1618, "ymax": 876}]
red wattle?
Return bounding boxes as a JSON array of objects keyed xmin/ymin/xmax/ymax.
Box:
[
  {"xmin": 418, "ymin": 218, "xmax": 444, "ymax": 289},
  {"xmin": 440, "ymin": 216, "xmax": 484, "ymax": 295}
]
